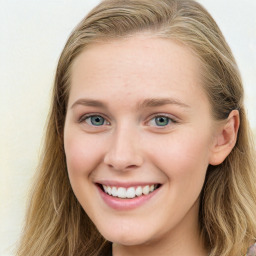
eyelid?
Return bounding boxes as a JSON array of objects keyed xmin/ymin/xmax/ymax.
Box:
[
  {"xmin": 145, "ymin": 113, "xmax": 178, "ymax": 126},
  {"xmin": 78, "ymin": 112, "xmax": 178, "ymax": 127},
  {"xmin": 78, "ymin": 113, "xmax": 110, "ymax": 125}
]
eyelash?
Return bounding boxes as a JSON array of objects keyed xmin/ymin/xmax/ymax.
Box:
[
  {"xmin": 79, "ymin": 113, "xmax": 177, "ymax": 128},
  {"xmin": 147, "ymin": 113, "xmax": 177, "ymax": 127},
  {"xmin": 79, "ymin": 113, "xmax": 110, "ymax": 126}
]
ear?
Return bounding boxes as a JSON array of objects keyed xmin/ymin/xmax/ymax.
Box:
[{"xmin": 209, "ymin": 110, "xmax": 240, "ymax": 166}]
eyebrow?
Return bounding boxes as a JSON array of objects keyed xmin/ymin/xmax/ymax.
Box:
[
  {"xmin": 136, "ymin": 98, "xmax": 190, "ymax": 109},
  {"xmin": 71, "ymin": 97, "xmax": 190, "ymax": 109},
  {"xmin": 71, "ymin": 99, "xmax": 106, "ymax": 109}
]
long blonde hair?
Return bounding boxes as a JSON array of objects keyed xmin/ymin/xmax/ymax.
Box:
[{"xmin": 17, "ymin": 0, "xmax": 256, "ymax": 255}]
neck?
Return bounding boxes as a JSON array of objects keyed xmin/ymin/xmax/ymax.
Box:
[{"xmin": 112, "ymin": 201, "xmax": 208, "ymax": 256}]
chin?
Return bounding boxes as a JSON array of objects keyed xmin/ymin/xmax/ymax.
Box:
[
  {"xmin": 98, "ymin": 225, "xmax": 154, "ymax": 246},
  {"xmin": 107, "ymin": 235, "xmax": 150, "ymax": 246}
]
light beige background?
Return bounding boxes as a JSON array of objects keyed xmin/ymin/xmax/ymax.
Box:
[{"xmin": 0, "ymin": 1, "xmax": 255, "ymax": 255}]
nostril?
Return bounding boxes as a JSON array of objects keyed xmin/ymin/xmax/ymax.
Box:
[
  {"xmin": 105, "ymin": 163, "xmax": 140, "ymax": 172},
  {"xmin": 126, "ymin": 165, "xmax": 138, "ymax": 169}
]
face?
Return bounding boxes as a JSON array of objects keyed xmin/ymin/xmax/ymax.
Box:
[{"xmin": 64, "ymin": 35, "xmax": 218, "ymax": 246}]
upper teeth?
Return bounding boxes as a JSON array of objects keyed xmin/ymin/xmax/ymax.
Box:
[{"xmin": 102, "ymin": 185, "xmax": 157, "ymax": 199}]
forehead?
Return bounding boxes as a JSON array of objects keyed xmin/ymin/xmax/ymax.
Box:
[
  {"xmin": 69, "ymin": 35, "xmax": 208, "ymax": 110},
  {"xmin": 72, "ymin": 35, "xmax": 201, "ymax": 81}
]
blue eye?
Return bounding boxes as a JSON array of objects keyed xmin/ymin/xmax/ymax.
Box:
[
  {"xmin": 85, "ymin": 115, "xmax": 107, "ymax": 126},
  {"xmin": 149, "ymin": 116, "xmax": 172, "ymax": 127}
]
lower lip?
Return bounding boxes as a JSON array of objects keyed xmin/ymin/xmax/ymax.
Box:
[{"xmin": 96, "ymin": 185, "xmax": 160, "ymax": 210}]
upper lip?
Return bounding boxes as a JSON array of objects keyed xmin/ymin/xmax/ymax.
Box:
[{"xmin": 95, "ymin": 181, "xmax": 161, "ymax": 188}]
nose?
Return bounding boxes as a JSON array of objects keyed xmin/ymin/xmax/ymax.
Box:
[{"xmin": 103, "ymin": 126, "xmax": 144, "ymax": 171}]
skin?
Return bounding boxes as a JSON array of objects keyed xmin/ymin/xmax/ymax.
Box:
[{"xmin": 64, "ymin": 34, "xmax": 239, "ymax": 256}]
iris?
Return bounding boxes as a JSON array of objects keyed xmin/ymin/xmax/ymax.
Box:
[
  {"xmin": 87, "ymin": 115, "xmax": 105, "ymax": 126},
  {"xmin": 154, "ymin": 116, "xmax": 170, "ymax": 126}
]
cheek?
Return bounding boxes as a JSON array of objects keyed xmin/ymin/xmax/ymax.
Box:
[
  {"xmin": 145, "ymin": 130, "xmax": 211, "ymax": 183},
  {"xmin": 64, "ymin": 131, "xmax": 105, "ymax": 213},
  {"xmin": 64, "ymin": 131, "xmax": 104, "ymax": 177}
]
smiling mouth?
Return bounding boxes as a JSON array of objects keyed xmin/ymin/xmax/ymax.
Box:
[{"xmin": 97, "ymin": 184, "xmax": 161, "ymax": 199}]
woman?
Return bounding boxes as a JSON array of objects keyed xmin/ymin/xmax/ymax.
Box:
[{"xmin": 17, "ymin": 0, "xmax": 256, "ymax": 255}]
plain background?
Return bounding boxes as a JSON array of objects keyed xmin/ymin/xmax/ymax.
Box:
[{"xmin": 0, "ymin": 1, "xmax": 255, "ymax": 255}]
